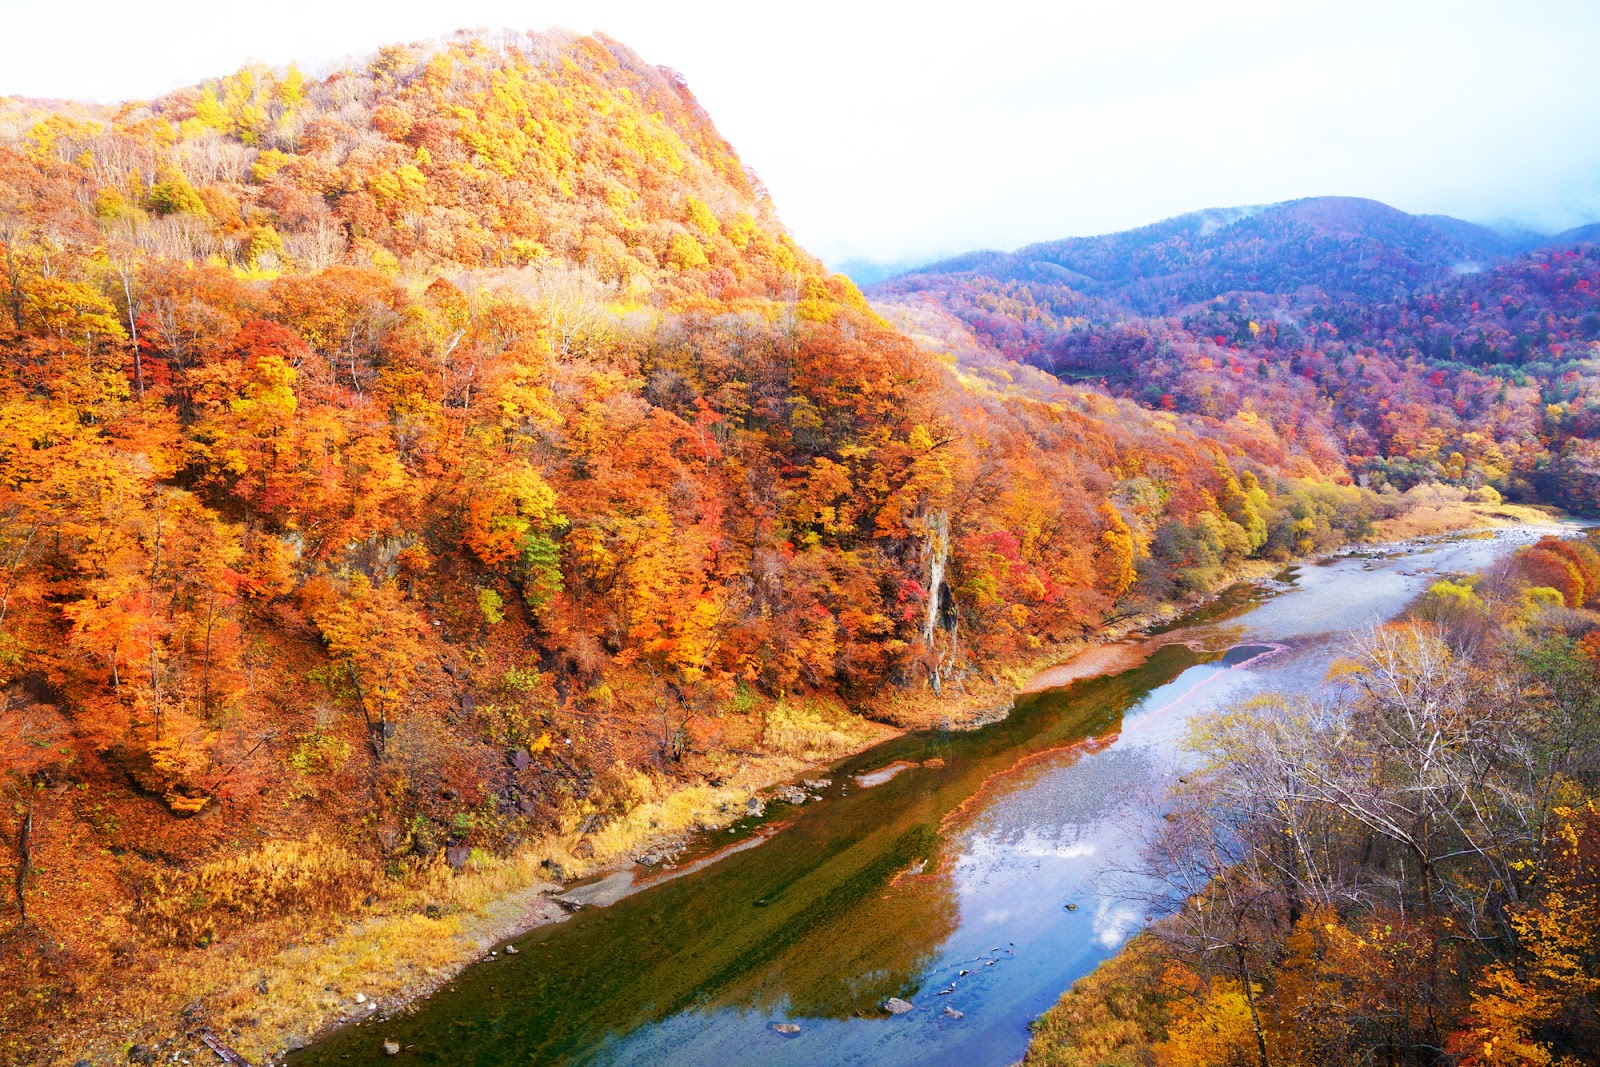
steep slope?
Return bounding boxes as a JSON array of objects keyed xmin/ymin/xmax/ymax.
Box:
[
  {"xmin": 1, "ymin": 30, "xmax": 794, "ymax": 294},
  {"xmin": 0, "ymin": 31, "xmax": 1400, "ymax": 1063}
]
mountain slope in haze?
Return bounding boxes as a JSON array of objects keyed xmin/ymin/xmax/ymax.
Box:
[
  {"xmin": 875, "ymin": 196, "xmax": 1553, "ymax": 318},
  {"xmin": 0, "ymin": 30, "xmax": 1399, "ymax": 1063},
  {"xmin": 832, "ymin": 257, "xmax": 932, "ymax": 287},
  {"xmin": 871, "ymin": 199, "xmax": 1600, "ymax": 511}
]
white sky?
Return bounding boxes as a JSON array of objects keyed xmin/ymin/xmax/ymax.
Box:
[{"xmin": 4, "ymin": 0, "xmax": 1599, "ymax": 266}]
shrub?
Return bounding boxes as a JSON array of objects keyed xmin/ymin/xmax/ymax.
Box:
[
  {"xmin": 477, "ymin": 586, "xmax": 505, "ymax": 625},
  {"xmin": 139, "ymin": 836, "xmax": 372, "ymax": 946},
  {"xmin": 761, "ymin": 699, "xmax": 873, "ymax": 759},
  {"xmin": 148, "ymin": 174, "xmax": 207, "ymax": 216}
]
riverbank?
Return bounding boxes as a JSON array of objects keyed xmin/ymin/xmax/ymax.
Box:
[
  {"xmin": 1021, "ymin": 514, "xmax": 1598, "ymax": 1067},
  {"xmin": 40, "ymin": 504, "xmax": 1563, "ymax": 1067}
]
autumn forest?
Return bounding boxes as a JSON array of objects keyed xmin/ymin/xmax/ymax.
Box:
[{"xmin": 1, "ymin": 24, "xmax": 1598, "ymax": 1067}]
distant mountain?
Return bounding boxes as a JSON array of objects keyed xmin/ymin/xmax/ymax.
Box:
[
  {"xmin": 831, "ymin": 256, "xmax": 930, "ymax": 287},
  {"xmin": 1553, "ymin": 221, "xmax": 1600, "ymax": 246},
  {"xmin": 872, "ymin": 197, "xmax": 1556, "ymax": 314},
  {"xmin": 870, "ymin": 194, "xmax": 1600, "ymax": 512}
]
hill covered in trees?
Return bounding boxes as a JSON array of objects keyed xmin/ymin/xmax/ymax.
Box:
[
  {"xmin": 0, "ymin": 30, "xmax": 1421, "ymax": 1062},
  {"xmin": 879, "ymin": 197, "xmax": 1567, "ymax": 315},
  {"xmin": 870, "ymin": 199, "xmax": 1600, "ymax": 510}
]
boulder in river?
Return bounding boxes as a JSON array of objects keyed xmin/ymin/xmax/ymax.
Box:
[
  {"xmin": 943, "ymin": 1007, "xmax": 963, "ymax": 1019},
  {"xmin": 802, "ymin": 778, "xmax": 832, "ymax": 791},
  {"xmin": 383, "ymin": 1039, "xmax": 400, "ymax": 1055},
  {"xmin": 775, "ymin": 785, "xmax": 808, "ymax": 805},
  {"xmin": 771, "ymin": 1022, "xmax": 801, "ymax": 1034},
  {"xmin": 883, "ymin": 997, "xmax": 914, "ymax": 1015},
  {"xmin": 744, "ymin": 797, "xmax": 765, "ymax": 817},
  {"xmin": 635, "ymin": 842, "xmax": 682, "ymax": 866}
]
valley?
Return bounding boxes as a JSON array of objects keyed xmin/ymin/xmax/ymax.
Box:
[
  {"xmin": 292, "ymin": 527, "xmax": 1559, "ymax": 1067},
  {"xmin": 0, "ymin": 24, "xmax": 1596, "ymax": 1067}
]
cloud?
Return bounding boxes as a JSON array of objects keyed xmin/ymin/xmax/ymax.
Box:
[{"xmin": 1093, "ymin": 898, "xmax": 1142, "ymax": 949}]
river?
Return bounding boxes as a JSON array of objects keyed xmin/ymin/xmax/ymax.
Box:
[{"xmin": 290, "ymin": 525, "xmax": 1559, "ymax": 1067}]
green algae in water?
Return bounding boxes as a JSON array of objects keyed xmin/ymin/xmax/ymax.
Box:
[{"xmin": 291, "ymin": 644, "xmax": 1206, "ymax": 1067}]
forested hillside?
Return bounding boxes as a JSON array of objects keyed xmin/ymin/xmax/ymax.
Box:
[
  {"xmin": 871, "ymin": 201, "xmax": 1600, "ymax": 510},
  {"xmin": 0, "ymin": 31, "xmax": 1410, "ymax": 1061},
  {"xmin": 882, "ymin": 197, "xmax": 1556, "ymax": 316},
  {"xmin": 1025, "ymin": 534, "xmax": 1600, "ymax": 1067}
]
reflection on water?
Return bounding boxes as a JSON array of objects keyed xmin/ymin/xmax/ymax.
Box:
[{"xmin": 292, "ymin": 528, "xmax": 1557, "ymax": 1067}]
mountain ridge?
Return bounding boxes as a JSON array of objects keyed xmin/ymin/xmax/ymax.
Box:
[
  {"xmin": 869, "ymin": 194, "xmax": 1600, "ymax": 512},
  {"xmin": 869, "ymin": 195, "xmax": 1592, "ymax": 315}
]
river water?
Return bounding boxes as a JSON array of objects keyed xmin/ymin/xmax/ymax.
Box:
[{"xmin": 292, "ymin": 526, "xmax": 1558, "ymax": 1067}]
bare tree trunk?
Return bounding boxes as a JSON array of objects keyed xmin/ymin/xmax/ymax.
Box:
[
  {"xmin": 13, "ymin": 793, "xmax": 32, "ymax": 924},
  {"xmin": 1235, "ymin": 943, "xmax": 1271, "ymax": 1067},
  {"xmin": 147, "ymin": 498, "xmax": 166, "ymax": 736},
  {"xmin": 1, "ymin": 236, "xmax": 24, "ymax": 332},
  {"xmin": 0, "ymin": 523, "xmax": 37, "ymax": 627},
  {"xmin": 117, "ymin": 261, "xmax": 142, "ymax": 397},
  {"xmin": 344, "ymin": 660, "xmax": 385, "ymax": 761},
  {"xmin": 924, "ymin": 510, "xmax": 950, "ymax": 646},
  {"xmin": 201, "ymin": 591, "xmax": 215, "ymax": 717}
]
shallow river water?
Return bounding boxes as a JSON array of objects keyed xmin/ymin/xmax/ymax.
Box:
[{"xmin": 292, "ymin": 526, "xmax": 1560, "ymax": 1067}]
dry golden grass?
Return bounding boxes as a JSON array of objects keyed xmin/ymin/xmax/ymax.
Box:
[
  {"xmin": 138, "ymin": 836, "xmax": 372, "ymax": 947},
  {"xmin": 1022, "ymin": 933, "xmax": 1168, "ymax": 1067},
  {"xmin": 759, "ymin": 697, "xmax": 881, "ymax": 759},
  {"xmin": 1371, "ymin": 499, "xmax": 1561, "ymax": 541}
]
